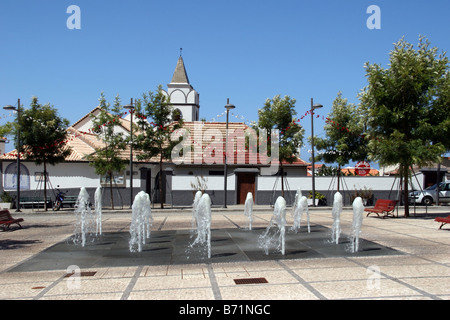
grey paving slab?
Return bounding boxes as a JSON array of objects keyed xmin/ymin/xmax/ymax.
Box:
[{"xmin": 8, "ymin": 223, "xmax": 402, "ymax": 272}]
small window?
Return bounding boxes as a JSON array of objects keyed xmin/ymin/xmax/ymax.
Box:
[
  {"xmin": 209, "ymin": 171, "xmax": 224, "ymax": 176},
  {"xmin": 4, "ymin": 162, "xmax": 30, "ymax": 191},
  {"xmin": 100, "ymin": 171, "xmax": 126, "ymax": 187}
]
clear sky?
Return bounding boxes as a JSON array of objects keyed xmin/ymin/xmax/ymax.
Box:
[{"xmin": 1, "ymin": 0, "xmax": 449, "ymax": 166}]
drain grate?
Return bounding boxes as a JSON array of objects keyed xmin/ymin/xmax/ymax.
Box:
[
  {"xmin": 64, "ymin": 271, "xmax": 97, "ymax": 278},
  {"xmin": 234, "ymin": 277, "xmax": 268, "ymax": 285}
]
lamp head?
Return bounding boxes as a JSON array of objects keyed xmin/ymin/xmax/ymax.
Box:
[
  {"xmin": 3, "ymin": 105, "xmax": 16, "ymax": 111},
  {"xmin": 123, "ymin": 98, "xmax": 134, "ymax": 110},
  {"xmin": 225, "ymin": 103, "xmax": 235, "ymax": 111},
  {"xmin": 312, "ymin": 104, "xmax": 323, "ymax": 110}
]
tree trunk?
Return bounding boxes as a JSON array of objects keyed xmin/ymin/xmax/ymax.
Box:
[
  {"xmin": 280, "ymin": 165, "xmax": 284, "ymax": 197},
  {"xmin": 403, "ymin": 165, "xmax": 410, "ymax": 217},
  {"xmin": 109, "ymin": 172, "xmax": 114, "ymax": 210},
  {"xmin": 44, "ymin": 161, "xmax": 48, "ymax": 211},
  {"xmin": 337, "ymin": 164, "xmax": 341, "ymax": 192},
  {"xmin": 159, "ymin": 152, "xmax": 164, "ymax": 209}
]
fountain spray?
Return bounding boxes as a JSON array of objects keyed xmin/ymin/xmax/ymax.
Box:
[
  {"xmin": 244, "ymin": 192, "xmax": 253, "ymax": 230},
  {"xmin": 191, "ymin": 193, "xmax": 212, "ymax": 258},
  {"xmin": 129, "ymin": 191, "xmax": 153, "ymax": 253},
  {"xmin": 259, "ymin": 196, "xmax": 287, "ymax": 255},
  {"xmin": 350, "ymin": 197, "xmax": 364, "ymax": 253},
  {"xmin": 331, "ymin": 192, "xmax": 343, "ymax": 244}
]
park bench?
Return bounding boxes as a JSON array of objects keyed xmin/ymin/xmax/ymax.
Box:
[
  {"xmin": 53, "ymin": 195, "xmax": 78, "ymax": 210},
  {"xmin": 435, "ymin": 215, "xmax": 450, "ymax": 230},
  {"xmin": 0, "ymin": 209, "xmax": 24, "ymax": 231},
  {"xmin": 365, "ymin": 199, "xmax": 398, "ymax": 218},
  {"xmin": 63, "ymin": 195, "xmax": 78, "ymax": 207},
  {"xmin": 19, "ymin": 196, "xmax": 52, "ymax": 209}
]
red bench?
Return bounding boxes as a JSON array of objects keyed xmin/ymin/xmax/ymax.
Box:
[
  {"xmin": 435, "ymin": 215, "xmax": 450, "ymax": 230},
  {"xmin": 0, "ymin": 209, "xmax": 24, "ymax": 231},
  {"xmin": 365, "ymin": 199, "xmax": 398, "ymax": 218}
]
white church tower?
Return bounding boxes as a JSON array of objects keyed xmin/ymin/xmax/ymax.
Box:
[{"xmin": 163, "ymin": 54, "xmax": 200, "ymax": 122}]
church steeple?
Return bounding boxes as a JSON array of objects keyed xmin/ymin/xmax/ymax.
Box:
[
  {"xmin": 164, "ymin": 53, "xmax": 200, "ymax": 122},
  {"xmin": 171, "ymin": 55, "xmax": 190, "ymax": 84}
]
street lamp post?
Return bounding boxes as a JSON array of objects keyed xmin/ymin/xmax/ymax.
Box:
[
  {"xmin": 3, "ymin": 99, "xmax": 21, "ymax": 212},
  {"xmin": 224, "ymin": 99, "xmax": 235, "ymax": 208},
  {"xmin": 310, "ymin": 98, "xmax": 323, "ymax": 207},
  {"xmin": 124, "ymin": 98, "xmax": 134, "ymax": 208}
]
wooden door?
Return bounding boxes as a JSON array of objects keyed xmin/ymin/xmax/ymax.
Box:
[{"xmin": 237, "ymin": 173, "xmax": 255, "ymax": 204}]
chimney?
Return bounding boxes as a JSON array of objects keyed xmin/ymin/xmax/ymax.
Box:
[{"xmin": 0, "ymin": 137, "xmax": 6, "ymax": 155}]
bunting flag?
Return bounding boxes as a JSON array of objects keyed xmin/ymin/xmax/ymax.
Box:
[{"xmin": 0, "ymin": 108, "xmax": 378, "ymax": 159}]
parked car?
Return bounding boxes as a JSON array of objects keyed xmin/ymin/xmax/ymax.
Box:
[{"xmin": 409, "ymin": 181, "xmax": 450, "ymax": 206}]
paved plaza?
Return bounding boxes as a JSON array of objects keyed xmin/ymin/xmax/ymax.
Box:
[{"xmin": 0, "ymin": 205, "xmax": 449, "ymax": 301}]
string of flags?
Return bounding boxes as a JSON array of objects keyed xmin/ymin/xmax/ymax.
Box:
[
  {"xmin": 2, "ymin": 108, "xmax": 376, "ymax": 159},
  {"xmin": 0, "ymin": 111, "xmax": 16, "ymax": 120}
]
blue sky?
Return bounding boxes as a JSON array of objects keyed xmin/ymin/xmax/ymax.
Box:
[{"xmin": 1, "ymin": 0, "xmax": 449, "ymax": 166}]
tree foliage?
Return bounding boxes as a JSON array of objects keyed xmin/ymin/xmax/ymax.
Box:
[
  {"xmin": 255, "ymin": 95, "xmax": 305, "ymax": 196},
  {"xmin": 359, "ymin": 36, "xmax": 450, "ymax": 216},
  {"xmin": 315, "ymin": 92, "xmax": 368, "ymax": 166},
  {"xmin": 87, "ymin": 93, "xmax": 128, "ymax": 209},
  {"xmin": 134, "ymin": 85, "xmax": 183, "ymax": 208},
  {"xmin": 313, "ymin": 92, "xmax": 368, "ymax": 191},
  {"xmin": 20, "ymin": 97, "xmax": 71, "ymax": 210}
]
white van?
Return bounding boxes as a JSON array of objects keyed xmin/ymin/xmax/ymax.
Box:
[{"xmin": 409, "ymin": 181, "xmax": 450, "ymax": 205}]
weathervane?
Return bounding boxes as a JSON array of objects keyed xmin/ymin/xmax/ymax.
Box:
[{"xmin": 180, "ymin": 48, "xmax": 183, "ymax": 57}]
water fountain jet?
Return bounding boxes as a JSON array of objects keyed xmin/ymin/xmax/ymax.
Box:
[
  {"xmin": 291, "ymin": 195, "xmax": 309, "ymax": 233},
  {"xmin": 258, "ymin": 196, "xmax": 286, "ymax": 255},
  {"xmin": 73, "ymin": 187, "xmax": 94, "ymax": 247},
  {"xmin": 191, "ymin": 190, "xmax": 203, "ymax": 233},
  {"xmin": 331, "ymin": 192, "xmax": 343, "ymax": 244},
  {"xmin": 95, "ymin": 186, "xmax": 102, "ymax": 236},
  {"xmin": 350, "ymin": 197, "xmax": 364, "ymax": 253},
  {"xmin": 244, "ymin": 192, "xmax": 253, "ymax": 230},
  {"xmin": 191, "ymin": 193, "xmax": 212, "ymax": 258},
  {"xmin": 129, "ymin": 191, "xmax": 153, "ymax": 253}
]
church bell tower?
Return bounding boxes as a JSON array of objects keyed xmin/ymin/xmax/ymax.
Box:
[{"xmin": 164, "ymin": 53, "xmax": 200, "ymax": 122}]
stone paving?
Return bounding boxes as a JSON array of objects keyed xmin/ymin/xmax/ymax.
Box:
[{"xmin": 0, "ymin": 205, "xmax": 449, "ymax": 301}]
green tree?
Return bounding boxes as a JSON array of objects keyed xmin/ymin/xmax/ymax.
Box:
[
  {"xmin": 20, "ymin": 97, "xmax": 71, "ymax": 210},
  {"xmin": 87, "ymin": 93, "xmax": 128, "ymax": 209},
  {"xmin": 0, "ymin": 122, "xmax": 14, "ymax": 141},
  {"xmin": 360, "ymin": 36, "xmax": 449, "ymax": 217},
  {"xmin": 314, "ymin": 92, "xmax": 368, "ymax": 190},
  {"xmin": 255, "ymin": 95, "xmax": 305, "ymax": 196},
  {"xmin": 134, "ymin": 85, "xmax": 183, "ymax": 208}
]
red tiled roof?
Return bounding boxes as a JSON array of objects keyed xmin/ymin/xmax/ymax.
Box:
[{"xmin": 0, "ymin": 120, "xmax": 308, "ymax": 167}]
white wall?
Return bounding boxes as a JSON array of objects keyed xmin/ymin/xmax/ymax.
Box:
[
  {"xmin": 258, "ymin": 175, "xmax": 421, "ymax": 192},
  {"xmin": 2, "ymin": 161, "xmax": 143, "ymax": 191},
  {"xmin": 172, "ymin": 174, "xmax": 235, "ymax": 191},
  {"xmin": 171, "ymin": 173, "xmax": 417, "ymax": 193}
]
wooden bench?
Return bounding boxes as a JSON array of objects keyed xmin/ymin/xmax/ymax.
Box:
[
  {"xmin": 435, "ymin": 215, "xmax": 450, "ymax": 230},
  {"xmin": 365, "ymin": 199, "xmax": 398, "ymax": 218},
  {"xmin": 0, "ymin": 209, "xmax": 24, "ymax": 231}
]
